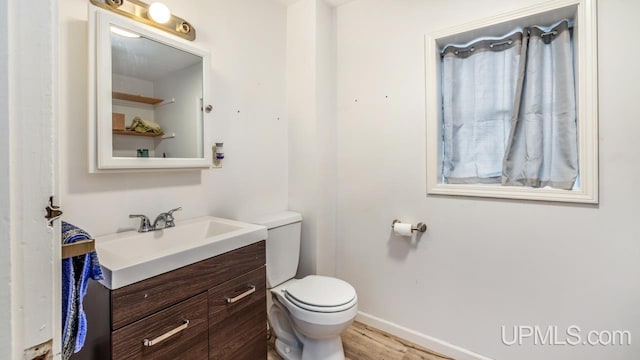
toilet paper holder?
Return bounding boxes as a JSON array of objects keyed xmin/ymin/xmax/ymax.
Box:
[{"xmin": 391, "ymin": 219, "xmax": 427, "ymax": 233}]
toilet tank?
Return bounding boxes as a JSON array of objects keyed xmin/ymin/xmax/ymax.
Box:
[{"xmin": 252, "ymin": 211, "xmax": 303, "ymax": 288}]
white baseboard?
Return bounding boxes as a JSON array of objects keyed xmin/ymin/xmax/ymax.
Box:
[{"xmin": 355, "ymin": 311, "xmax": 495, "ymax": 360}]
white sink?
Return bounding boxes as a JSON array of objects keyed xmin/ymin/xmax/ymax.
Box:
[{"xmin": 95, "ymin": 216, "xmax": 267, "ymax": 289}]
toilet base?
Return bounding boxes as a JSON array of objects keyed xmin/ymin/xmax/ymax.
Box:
[
  {"xmin": 275, "ymin": 338, "xmax": 302, "ymax": 360},
  {"xmin": 301, "ymin": 336, "xmax": 345, "ymax": 360},
  {"xmin": 269, "ymin": 298, "xmax": 349, "ymax": 360},
  {"xmin": 275, "ymin": 335, "xmax": 345, "ymax": 360}
]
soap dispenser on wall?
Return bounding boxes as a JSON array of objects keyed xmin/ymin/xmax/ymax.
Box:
[{"xmin": 212, "ymin": 142, "xmax": 224, "ymax": 168}]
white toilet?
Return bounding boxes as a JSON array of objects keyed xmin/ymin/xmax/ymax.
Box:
[{"xmin": 252, "ymin": 212, "xmax": 358, "ymax": 360}]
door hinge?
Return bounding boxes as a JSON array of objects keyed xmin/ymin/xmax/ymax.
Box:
[{"xmin": 45, "ymin": 196, "xmax": 63, "ymax": 226}]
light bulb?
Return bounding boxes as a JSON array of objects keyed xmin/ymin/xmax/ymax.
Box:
[{"xmin": 148, "ymin": 3, "xmax": 171, "ymax": 24}]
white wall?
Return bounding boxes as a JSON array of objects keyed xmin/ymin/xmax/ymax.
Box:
[
  {"xmin": 0, "ymin": 0, "xmax": 11, "ymax": 357},
  {"xmin": 59, "ymin": 0, "xmax": 288, "ymax": 236},
  {"xmin": 287, "ymin": 0, "xmax": 337, "ymax": 277},
  {"xmin": 335, "ymin": 1, "xmax": 640, "ymax": 360},
  {"xmin": 314, "ymin": 0, "xmax": 338, "ymax": 277},
  {"xmin": 287, "ymin": 0, "xmax": 319, "ymax": 276}
]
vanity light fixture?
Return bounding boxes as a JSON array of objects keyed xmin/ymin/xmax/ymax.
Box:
[{"xmin": 90, "ymin": 0, "xmax": 196, "ymax": 41}]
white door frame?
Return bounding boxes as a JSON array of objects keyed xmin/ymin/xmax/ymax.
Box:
[
  {"xmin": 2, "ymin": 0, "xmax": 60, "ymax": 358},
  {"xmin": 0, "ymin": 0, "xmax": 12, "ymax": 357}
]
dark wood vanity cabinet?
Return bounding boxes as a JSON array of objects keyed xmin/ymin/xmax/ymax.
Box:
[
  {"xmin": 75, "ymin": 241, "xmax": 267, "ymax": 360},
  {"xmin": 209, "ymin": 267, "xmax": 266, "ymax": 359},
  {"xmin": 112, "ymin": 293, "xmax": 209, "ymax": 360}
]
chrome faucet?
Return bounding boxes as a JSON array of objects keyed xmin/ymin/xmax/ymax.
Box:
[
  {"xmin": 152, "ymin": 207, "xmax": 182, "ymax": 230},
  {"xmin": 129, "ymin": 207, "xmax": 182, "ymax": 232}
]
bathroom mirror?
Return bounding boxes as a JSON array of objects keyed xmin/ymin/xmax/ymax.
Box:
[{"xmin": 89, "ymin": 7, "xmax": 211, "ymax": 171}]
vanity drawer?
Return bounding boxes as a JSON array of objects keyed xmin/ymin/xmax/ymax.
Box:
[
  {"xmin": 111, "ymin": 241, "xmax": 265, "ymax": 329},
  {"xmin": 112, "ymin": 292, "xmax": 208, "ymax": 360},
  {"xmin": 209, "ymin": 266, "xmax": 266, "ymax": 360}
]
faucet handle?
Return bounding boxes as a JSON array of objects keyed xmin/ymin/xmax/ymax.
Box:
[
  {"xmin": 129, "ymin": 214, "xmax": 152, "ymax": 232},
  {"xmin": 164, "ymin": 207, "xmax": 182, "ymax": 228}
]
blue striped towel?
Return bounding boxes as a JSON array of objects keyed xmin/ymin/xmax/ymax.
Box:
[{"xmin": 61, "ymin": 222, "xmax": 103, "ymax": 360}]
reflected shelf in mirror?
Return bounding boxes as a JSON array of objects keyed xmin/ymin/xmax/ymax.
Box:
[{"xmin": 112, "ymin": 91, "xmax": 164, "ymax": 105}]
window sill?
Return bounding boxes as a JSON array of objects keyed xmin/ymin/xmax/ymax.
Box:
[{"xmin": 427, "ymin": 183, "xmax": 598, "ymax": 204}]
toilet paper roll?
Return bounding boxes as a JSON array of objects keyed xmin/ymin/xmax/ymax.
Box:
[{"xmin": 393, "ymin": 222, "xmax": 413, "ymax": 237}]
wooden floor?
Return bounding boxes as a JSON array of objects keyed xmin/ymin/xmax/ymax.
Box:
[{"xmin": 267, "ymin": 321, "xmax": 453, "ymax": 360}]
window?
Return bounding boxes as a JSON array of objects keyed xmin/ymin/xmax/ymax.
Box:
[{"xmin": 425, "ymin": 0, "xmax": 598, "ymax": 203}]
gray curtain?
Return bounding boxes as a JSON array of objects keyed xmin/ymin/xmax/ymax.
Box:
[
  {"xmin": 441, "ymin": 20, "xmax": 578, "ymax": 189},
  {"xmin": 502, "ymin": 20, "xmax": 578, "ymax": 189},
  {"xmin": 441, "ymin": 33, "xmax": 523, "ymax": 183}
]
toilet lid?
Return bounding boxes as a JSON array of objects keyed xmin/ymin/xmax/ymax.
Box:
[{"xmin": 284, "ymin": 275, "xmax": 356, "ymax": 309}]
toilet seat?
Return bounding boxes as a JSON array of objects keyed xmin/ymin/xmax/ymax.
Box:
[{"xmin": 284, "ymin": 276, "xmax": 357, "ymax": 313}]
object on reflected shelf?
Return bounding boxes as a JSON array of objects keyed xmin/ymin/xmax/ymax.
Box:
[
  {"xmin": 127, "ymin": 116, "xmax": 164, "ymax": 135},
  {"xmin": 136, "ymin": 149, "xmax": 149, "ymax": 158},
  {"xmin": 112, "ymin": 112, "xmax": 125, "ymax": 131}
]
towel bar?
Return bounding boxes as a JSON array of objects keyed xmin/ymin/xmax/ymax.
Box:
[{"xmin": 62, "ymin": 239, "xmax": 96, "ymax": 259}]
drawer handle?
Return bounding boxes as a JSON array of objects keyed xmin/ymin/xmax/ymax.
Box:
[
  {"xmin": 142, "ymin": 319, "xmax": 190, "ymax": 347},
  {"xmin": 225, "ymin": 285, "xmax": 256, "ymax": 304}
]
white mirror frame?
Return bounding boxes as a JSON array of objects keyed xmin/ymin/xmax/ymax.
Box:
[
  {"xmin": 88, "ymin": 6, "xmax": 211, "ymax": 172},
  {"xmin": 425, "ymin": 0, "xmax": 598, "ymax": 204}
]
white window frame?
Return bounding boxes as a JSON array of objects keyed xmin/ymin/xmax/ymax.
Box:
[{"xmin": 425, "ymin": 0, "xmax": 598, "ymax": 204}]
